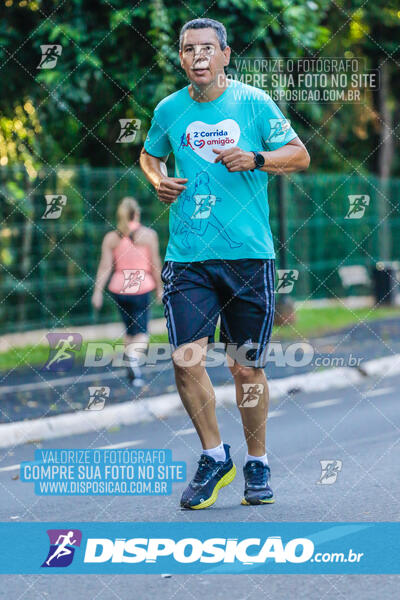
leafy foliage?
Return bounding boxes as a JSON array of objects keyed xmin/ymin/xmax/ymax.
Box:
[{"xmin": 0, "ymin": 1, "xmax": 399, "ymax": 172}]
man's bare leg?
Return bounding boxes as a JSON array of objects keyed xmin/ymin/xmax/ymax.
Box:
[
  {"xmin": 229, "ymin": 362, "xmax": 269, "ymax": 456},
  {"xmin": 173, "ymin": 337, "xmax": 222, "ymax": 449},
  {"xmin": 230, "ymin": 361, "xmax": 274, "ymax": 504},
  {"xmin": 176, "ymin": 338, "xmax": 237, "ymax": 509}
]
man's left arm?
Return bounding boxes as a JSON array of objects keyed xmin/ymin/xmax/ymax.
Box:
[{"xmin": 213, "ymin": 137, "xmax": 310, "ymax": 174}]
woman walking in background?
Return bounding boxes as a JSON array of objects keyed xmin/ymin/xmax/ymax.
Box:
[{"xmin": 92, "ymin": 197, "xmax": 163, "ymax": 387}]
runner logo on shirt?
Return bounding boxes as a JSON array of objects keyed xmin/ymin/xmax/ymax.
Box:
[{"xmin": 180, "ymin": 119, "xmax": 240, "ymax": 163}]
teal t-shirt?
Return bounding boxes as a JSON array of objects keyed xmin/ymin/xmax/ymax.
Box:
[{"xmin": 144, "ymin": 79, "xmax": 297, "ymax": 262}]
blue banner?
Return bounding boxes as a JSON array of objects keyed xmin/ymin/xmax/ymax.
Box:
[
  {"xmin": 0, "ymin": 522, "xmax": 398, "ymax": 574},
  {"xmin": 20, "ymin": 449, "xmax": 186, "ymax": 495}
]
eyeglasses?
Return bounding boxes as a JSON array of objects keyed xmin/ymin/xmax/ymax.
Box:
[{"xmin": 182, "ymin": 44, "xmax": 216, "ymax": 59}]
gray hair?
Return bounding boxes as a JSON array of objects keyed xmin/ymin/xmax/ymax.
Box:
[{"xmin": 179, "ymin": 18, "xmax": 227, "ymax": 51}]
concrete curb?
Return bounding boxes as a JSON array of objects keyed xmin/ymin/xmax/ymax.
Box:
[{"xmin": 1, "ymin": 354, "xmax": 399, "ymax": 449}]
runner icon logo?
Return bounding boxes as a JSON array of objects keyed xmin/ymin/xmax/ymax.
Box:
[
  {"xmin": 86, "ymin": 386, "xmax": 110, "ymax": 410},
  {"xmin": 116, "ymin": 119, "xmax": 141, "ymax": 143},
  {"xmin": 276, "ymin": 269, "xmax": 299, "ymax": 294},
  {"xmin": 120, "ymin": 269, "xmax": 145, "ymax": 293},
  {"xmin": 44, "ymin": 333, "xmax": 83, "ymax": 372},
  {"xmin": 267, "ymin": 118, "xmax": 291, "ymax": 143},
  {"xmin": 345, "ymin": 195, "xmax": 370, "ymax": 219},
  {"xmin": 317, "ymin": 460, "xmax": 343, "ymax": 485},
  {"xmin": 42, "ymin": 195, "xmax": 67, "ymax": 219},
  {"xmin": 37, "ymin": 45, "xmax": 62, "ymax": 69},
  {"xmin": 42, "ymin": 529, "xmax": 82, "ymax": 568},
  {"xmin": 191, "ymin": 195, "xmax": 217, "ymax": 220},
  {"xmin": 240, "ymin": 383, "xmax": 264, "ymax": 407}
]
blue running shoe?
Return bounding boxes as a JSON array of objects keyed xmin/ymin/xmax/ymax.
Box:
[
  {"xmin": 241, "ymin": 460, "xmax": 275, "ymax": 505},
  {"xmin": 180, "ymin": 444, "xmax": 236, "ymax": 509}
]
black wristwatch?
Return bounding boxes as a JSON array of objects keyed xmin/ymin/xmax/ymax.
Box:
[{"xmin": 251, "ymin": 151, "xmax": 265, "ymax": 170}]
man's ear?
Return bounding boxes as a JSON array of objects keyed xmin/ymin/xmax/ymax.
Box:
[
  {"xmin": 179, "ymin": 51, "xmax": 184, "ymax": 69},
  {"xmin": 223, "ymin": 46, "xmax": 231, "ymax": 67}
]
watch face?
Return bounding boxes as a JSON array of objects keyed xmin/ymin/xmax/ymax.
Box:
[{"xmin": 255, "ymin": 152, "xmax": 265, "ymax": 168}]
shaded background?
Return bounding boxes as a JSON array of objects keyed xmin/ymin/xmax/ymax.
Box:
[{"xmin": 1, "ymin": 0, "xmax": 400, "ymax": 333}]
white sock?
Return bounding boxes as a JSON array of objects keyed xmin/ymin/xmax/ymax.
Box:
[
  {"xmin": 202, "ymin": 442, "xmax": 226, "ymax": 462},
  {"xmin": 245, "ymin": 452, "xmax": 268, "ymax": 466}
]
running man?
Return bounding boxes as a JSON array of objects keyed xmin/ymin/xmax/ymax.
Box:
[{"xmin": 140, "ymin": 18, "xmax": 310, "ymax": 508}]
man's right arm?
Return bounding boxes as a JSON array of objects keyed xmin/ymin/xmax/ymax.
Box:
[{"xmin": 139, "ymin": 148, "xmax": 188, "ymax": 205}]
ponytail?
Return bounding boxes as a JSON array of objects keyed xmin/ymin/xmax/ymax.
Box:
[{"xmin": 116, "ymin": 196, "xmax": 140, "ymax": 241}]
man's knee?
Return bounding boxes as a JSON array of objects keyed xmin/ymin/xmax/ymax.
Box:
[
  {"xmin": 173, "ymin": 359, "xmax": 206, "ymax": 385},
  {"xmin": 172, "ymin": 340, "xmax": 207, "ymax": 369},
  {"xmin": 230, "ymin": 362, "xmax": 264, "ymax": 381}
]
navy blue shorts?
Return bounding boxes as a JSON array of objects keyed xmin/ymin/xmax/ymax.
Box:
[
  {"xmin": 161, "ymin": 259, "xmax": 275, "ymax": 368},
  {"xmin": 110, "ymin": 291, "xmax": 150, "ymax": 336}
]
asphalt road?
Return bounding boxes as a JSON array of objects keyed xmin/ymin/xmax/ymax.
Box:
[
  {"xmin": 3, "ymin": 316, "xmax": 400, "ymax": 423},
  {"xmin": 0, "ymin": 371, "xmax": 399, "ymax": 598}
]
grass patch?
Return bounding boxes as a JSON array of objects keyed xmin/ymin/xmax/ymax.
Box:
[
  {"xmin": 0, "ymin": 335, "xmax": 170, "ymax": 373},
  {"xmin": 1, "ymin": 305, "xmax": 400, "ymax": 371},
  {"xmin": 272, "ymin": 305, "xmax": 400, "ymax": 340}
]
